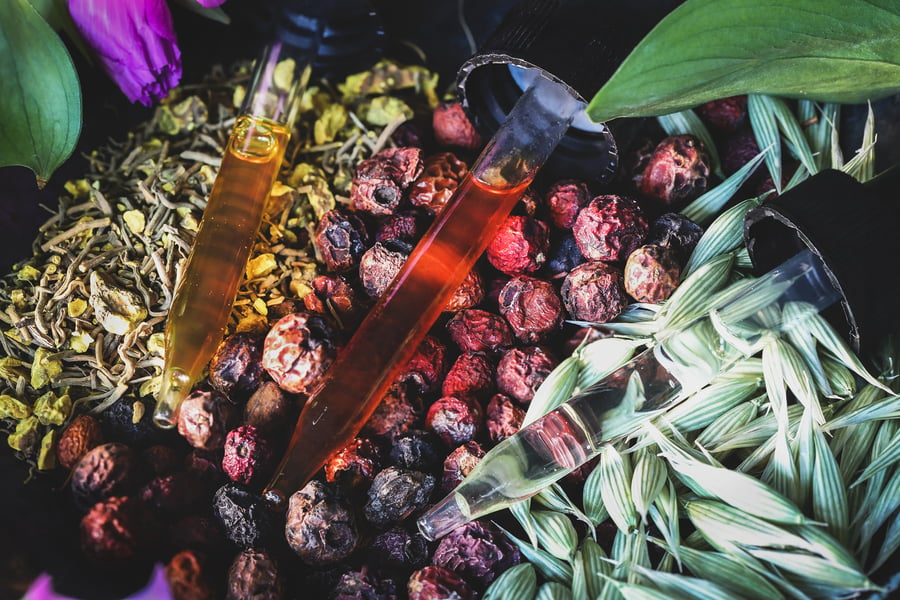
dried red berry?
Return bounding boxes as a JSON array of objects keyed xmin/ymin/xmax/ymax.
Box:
[
  {"xmin": 440, "ymin": 441, "xmax": 485, "ymax": 493},
  {"xmin": 485, "ymin": 394, "xmax": 525, "ymax": 443},
  {"xmin": 444, "ymin": 267, "xmax": 485, "ymax": 313},
  {"xmin": 364, "ymin": 466, "xmax": 436, "ymax": 527},
  {"xmin": 432, "ymin": 101, "xmax": 482, "ymax": 150},
  {"xmin": 286, "ymin": 480, "xmax": 359, "ymax": 565},
  {"xmin": 222, "ymin": 425, "xmax": 274, "ymax": 487},
  {"xmin": 80, "ymin": 496, "xmax": 146, "ymax": 563},
  {"xmin": 303, "ymin": 274, "xmax": 364, "ymax": 330},
  {"xmin": 498, "ymin": 276, "xmax": 565, "ymax": 343},
  {"xmin": 166, "ymin": 549, "xmax": 216, "ymax": 600},
  {"xmin": 243, "ymin": 381, "xmax": 293, "ymax": 439},
  {"xmin": 624, "ymin": 244, "xmax": 681, "ymax": 304},
  {"xmin": 441, "ymin": 352, "xmax": 494, "ymax": 400},
  {"xmin": 408, "ymin": 566, "xmax": 474, "ymax": 600},
  {"xmin": 561, "ymin": 260, "xmax": 628, "ymax": 323},
  {"xmin": 446, "ymin": 309, "xmax": 515, "ymax": 354},
  {"xmin": 426, "ymin": 396, "xmax": 483, "ymax": 448},
  {"xmin": 572, "ymin": 195, "xmax": 648, "ymax": 262},
  {"xmin": 545, "ymin": 179, "xmax": 591, "ymax": 229},
  {"xmin": 636, "ymin": 134, "xmax": 711, "ymax": 206},
  {"xmin": 432, "ymin": 520, "xmax": 521, "ymax": 587},
  {"xmin": 226, "ymin": 548, "xmax": 285, "ymax": 600},
  {"xmin": 351, "ymin": 146, "xmax": 424, "ymax": 216},
  {"xmin": 314, "ymin": 209, "xmax": 371, "ymax": 273},
  {"xmin": 409, "ymin": 152, "xmax": 468, "ymax": 214},
  {"xmin": 696, "ymin": 95, "xmax": 748, "ymax": 134},
  {"xmin": 486, "ymin": 215, "xmax": 550, "ymax": 275},
  {"xmin": 141, "ymin": 472, "xmax": 206, "ymax": 515},
  {"xmin": 495, "ymin": 346, "xmax": 558, "ymax": 406},
  {"xmin": 71, "ymin": 442, "xmax": 136, "ymax": 511},
  {"xmin": 363, "ymin": 380, "xmax": 425, "ymax": 442},
  {"xmin": 324, "ymin": 437, "xmax": 382, "ymax": 490},
  {"xmin": 208, "ymin": 331, "xmax": 265, "ymax": 401},
  {"xmin": 359, "ymin": 240, "xmax": 411, "ymax": 298},
  {"xmin": 177, "ymin": 388, "xmax": 238, "ymax": 451},
  {"xmin": 57, "ymin": 414, "xmax": 103, "ymax": 470},
  {"xmin": 399, "ymin": 335, "xmax": 448, "ymax": 395},
  {"xmin": 375, "ymin": 209, "xmax": 430, "ymax": 244},
  {"xmin": 332, "ymin": 569, "xmax": 398, "ymax": 600},
  {"xmin": 262, "ymin": 312, "xmax": 338, "ymax": 395}
]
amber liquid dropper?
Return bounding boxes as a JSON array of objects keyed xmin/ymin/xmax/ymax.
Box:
[{"xmin": 264, "ymin": 75, "xmax": 583, "ymax": 504}]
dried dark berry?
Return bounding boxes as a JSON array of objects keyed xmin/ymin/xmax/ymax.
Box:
[
  {"xmin": 441, "ymin": 441, "xmax": 485, "ymax": 493},
  {"xmin": 498, "ymin": 276, "xmax": 565, "ymax": 343},
  {"xmin": 444, "ymin": 267, "xmax": 485, "ymax": 313},
  {"xmin": 262, "ymin": 311, "xmax": 338, "ymax": 395},
  {"xmin": 722, "ymin": 126, "xmax": 779, "ymax": 195},
  {"xmin": 102, "ymin": 396, "xmax": 165, "ymax": 448},
  {"xmin": 325, "ymin": 437, "xmax": 382, "ymax": 491},
  {"xmin": 561, "ymin": 260, "xmax": 628, "ymax": 323},
  {"xmin": 647, "ymin": 212, "xmax": 703, "ymax": 265},
  {"xmin": 166, "ymin": 549, "xmax": 216, "ymax": 600},
  {"xmin": 446, "ymin": 309, "xmax": 515, "ymax": 354},
  {"xmin": 57, "ymin": 414, "xmax": 104, "ymax": 470},
  {"xmin": 485, "ymin": 394, "xmax": 525, "ymax": 443},
  {"xmin": 351, "ymin": 146, "xmax": 424, "ymax": 216},
  {"xmin": 389, "ymin": 430, "xmax": 442, "ymax": 472},
  {"xmin": 546, "ymin": 234, "xmax": 586, "ymax": 277},
  {"xmin": 545, "ymin": 179, "xmax": 591, "ymax": 229},
  {"xmin": 636, "ymin": 134, "xmax": 711, "ymax": 206},
  {"xmin": 140, "ymin": 444, "xmax": 180, "ymax": 478},
  {"xmin": 185, "ymin": 448, "xmax": 226, "ymax": 487},
  {"xmin": 365, "ymin": 467, "xmax": 436, "ymax": 528},
  {"xmin": 177, "ymin": 388, "xmax": 238, "ymax": 451},
  {"xmin": 363, "ymin": 380, "xmax": 425, "ymax": 442},
  {"xmin": 432, "ymin": 101, "xmax": 482, "ymax": 150},
  {"xmin": 222, "ymin": 425, "xmax": 274, "ymax": 487},
  {"xmin": 495, "ymin": 345, "xmax": 558, "ymax": 406},
  {"xmin": 407, "ymin": 566, "xmax": 474, "ymax": 600},
  {"xmin": 624, "ymin": 244, "xmax": 681, "ymax": 304},
  {"xmin": 392, "ymin": 120, "xmax": 427, "ymax": 149},
  {"xmin": 696, "ymin": 95, "xmax": 748, "ymax": 134},
  {"xmin": 399, "ymin": 335, "xmax": 448, "ymax": 395},
  {"xmin": 141, "ymin": 472, "xmax": 206, "ymax": 515},
  {"xmin": 244, "ymin": 381, "xmax": 294, "ymax": 439},
  {"xmin": 367, "ymin": 526, "xmax": 430, "ymax": 572},
  {"xmin": 486, "ymin": 215, "xmax": 550, "ymax": 275},
  {"xmin": 431, "ymin": 520, "xmax": 521, "ymax": 587},
  {"xmin": 409, "ymin": 152, "xmax": 468, "ymax": 215},
  {"xmin": 314, "ymin": 209, "xmax": 371, "ymax": 273},
  {"xmin": 359, "ymin": 240, "xmax": 411, "ymax": 299},
  {"xmin": 80, "ymin": 496, "xmax": 147, "ymax": 563},
  {"xmin": 71, "ymin": 442, "xmax": 136, "ymax": 511},
  {"xmin": 572, "ymin": 195, "xmax": 648, "ymax": 263},
  {"xmin": 226, "ymin": 548, "xmax": 285, "ymax": 600},
  {"xmin": 425, "ymin": 396, "xmax": 483, "ymax": 448},
  {"xmin": 375, "ymin": 209, "xmax": 430, "ymax": 244},
  {"xmin": 167, "ymin": 515, "xmax": 226, "ymax": 556},
  {"xmin": 285, "ymin": 480, "xmax": 358, "ymax": 565},
  {"xmin": 441, "ymin": 352, "xmax": 494, "ymax": 400},
  {"xmin": 331, "ymin": 569, "xmax": 398, "ymax": 600},
  {"xmin": 303, "ymin": 274, "xmax": 365, "ymax": 330},
  {"xmin": 212, "ymin": 482, "xmax": 277, "ymax": 548},
  {"xmin": 208, "ymin": 331, "xmax": 266, "ymax": 401},
  {"xmin": 515, "ymin": 187, "xmax": 542, "ymax": 217}
]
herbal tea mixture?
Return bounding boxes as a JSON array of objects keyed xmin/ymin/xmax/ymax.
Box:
[{"xmin": 1, "ymin": 55, "xmax": 898, "ymax": 600}]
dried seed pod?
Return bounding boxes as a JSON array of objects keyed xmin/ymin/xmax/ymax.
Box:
[
  {"xmin": 285, "ymin": 480, "xmax": 358, "ymax": 565},
  {"xmin": 624, "ymin": 244, "xmax": 681, "ymax": 304},
  {"xmin": 441, "ymin": 352, "xmax": 494, "ymax": 400},
  {"xmin": 486, "ymin": 215, "xmax": 550, "ymax": 275},
  {"xmin": 485, "ymin": 394, "xmax": 525, "ymax": 443},
  {"xmin": 432, "ymin": 521, "xmax": 521, "ymax": 587},
  {"xmin": 71, "ymin": 442, "xmax": 136, "ymax": 511},
  {"xmin": 498, "ymin": 276, "xmax": 565, "ymax": 343},
  {"xmin": 208, "ymin": 331, "xmax": 266, "ymax": 402},
  {"xmin": 262, "ymin": 312, "xmax": 338, "ymax": 395},
  {"xmin": 359, "ymin": 240, "xmax": 411, "ymax": 299},
  {"xmin": 177, "ymin": 388, "xmax": 238, "ymax": 451},
  {"xmin": 364, "ymin": 466, "xmax": 436, "ymax": 528},
  {"xmin": 409, "ymin": 152, "xmax": 468, "ymax": 215},
  {"xmin": 226, "ymin": 548, "xmax": 285, "ymax": 600},
  {"xmin": 572, "ymin": 195, "xmax": 648, "ymax": 263},
  {"xmin": 57, "ymin": 414, "xmax": 103, "ymax": 470},
  {"xmin": 446, "ymin": 309, "xmax": 515, "ymax": 354},
  {"xmin": 545, "ymin": 179, "xmax": 591, "ymax": 229},
  {"xmin": 80, "ymin": 496, "xmax": 147, "ymax": 563},
  {"xmin": 440, "ymin": 441, "xmax": 485, "ymax": 493},
  {"xmin": 561, "ymin": 260, "xmax": 628, "ymax": 323},
  {"xmin": 350, "ymin": 146, "xmax": 424, "ymax": 216},
  {"xmin": 426, "ymin": 396, "xmax": 483, "ymax": 448},
  {"xmin": 314, "ymin": 209, "xmax": 371, "ymax": 273},
  {"xmin": 495, "ymin": 345, "xmax": 558, "ymax": 406},
  {"xmin": 432, "ymin": 101, "xmax": 482, "ymax": 150},
  {"xmin": 636, "ymin": 134, "xmax": 711, "ymax": 206}
]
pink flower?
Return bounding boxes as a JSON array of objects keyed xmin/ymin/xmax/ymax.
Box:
[{"xmin": 68, "ymin": 0, "xmax": 182, "ymax": 105}]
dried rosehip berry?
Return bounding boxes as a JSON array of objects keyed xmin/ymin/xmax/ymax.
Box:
[
  {"xmin": 303, "ymin": 275, "xmax": 364, "ymax": 329},
  {"xmin": 363, "ymin": 380, "xmax": 425, "ymax": 442},
  {"xmin": 426, "ymin": 396, "xmax": 483, "ymax": 448},
  {"xmin": 212, "ymin": 482, "xmax": 277, "ymax": 549},
  {"xmin": 636, "ymin": 134, "xmax": 711, "ymax": 206},
  {"xmin": 375, "ymin": 209, "xmax": 430, "ymax": 244},
  {"xmin": 545, "ymin": 179, "xmax": 591, "ymax": 229},
  {"xmin": 57, "ymin": 414, "xmax": 103, "ymax": 470},
  {"xmin": 399, "ymin": 335, "xmax": 448, "ymax": 395},
  {"xmin": 441, "ymin": 352, "xmax": 494, "ymax": 400},
  {"xmin": 71, "ymin": 442, "xmax": 135, "ymax": 511},
  {"xmin": 244, "ymin": 381, "xmax": 293, "ymax": 440},
  {"xmin": 177, "ymin": 388, "xmax": 238, "ymax": 451},
  {"xmin": 444, "ymin": 267, "xmax": 485, "ymax": 313},
  {"xmin": 351, "ymin": 146, "xmax": 424, "ymax": 216},
  {"xmin": 572, "ymin": 195, "xmax": 648, "ymax": 263},
  {"xmin": 696, "ymin": 95, "xmax": 748, "ymax": 134},
  {"xmin": 208, "ymin": 331, "xmax": 265, "ymax": 401},
  {"xmin": 546, "ymin": 234, "xmax": 586, "ymax": 277},
  {"xmin": 407, "ymin": 566, "xmax": 474, "ymax": 600},
  {"xmin": 561, "ymin": 260, "xmax": 628, "ymax": 323},
  {"xmin": 392, "ymin": 120, "xmax": 427, "ymax": 149},
  {"xmin": 325, "ymin": 437, "xmax": 382, "ymax": 491},
  {"xmin": 262, "ymin": 311, "xmax": 338, "ymax": 395},
  {"xmin": 314, "ymin": 209, "xmax": 371, "ymax": 273},
  {"xmin": 140, "ymin": 472, "xmax": 206, "ymax": 515},
  {"xmin": 364, "ymin": 466, "xmax": 435, "ymax": 528},
  {"xmin": 647, "ymin": 212, "xmax": 703, "ymax": 265},
  {"xmin": 409, "ymin": 152, "xmax": 468, "ymax": 215},
  {"xmin": 166, "ymin": 549, "xmax": 216, "ymax": 600},
  {"xmin": 226, "ymin": 548, "xmax": 285, "ymax": 600},
  {"xmin": 285, "ymin": 480, "xmax": 358, "ymax": 565},
  {"xmin": 222, "ymin": 425, "xmax": 274, "ymax": 487},
  {"xmin": 432, "ymin": 101, "xmax": 482, "ymax": 150},
  {"xmin": 624, "ymin": 244, "xmax": 681, "ymax": 304},
  {"xmin": 80, "ymin": 496, "xmax": 147, "ymax": 564},
  {"xmin": 498, "ymin": 276, "xmax": 565, "ymax": 343},
  {"xmin": 722, "ymin": 126, "xmax": 780, "ymax": 195},
  {"xmin": 431, "ymin": 520, "xmax": 521, "ymax": 587},
  {"xmin": 495, "ymin": 346, "xmax": 558, "ymax": 406},
  {"xmin": 389, "ymin": 430, "xmax": 442, "ymax": 472},
  {"xmin": 446, "ymin": 309, "xmax": 515, "ymax": 354},
  {"xmin": 440, "ymin": 441, "xmax": 484, "ymax": 493},
  {"xmin": 359, "ymin": 240, "xmax": 411, "ymax": 298},
  {"xmin": 367, "ymin": 525, "xmax": 430, "ymax": 572},
  {"xmin": 184, "ymin": 448, "xmax": 226, "ymax": 487},
  {"xmin": 486, "ymin": 215, "xmax": 550, "ymax": 275},
  {"xmin": 332, "ymin": 569, "xmax": 398, "ymax": 600},
  {"xmin": 485, "ymin": 394, "xmax": 525, "ymax": 443}
]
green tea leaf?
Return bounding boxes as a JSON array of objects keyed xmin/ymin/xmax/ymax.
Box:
[
  {"xmin": 587, "ymin": 0, "xmax": 900, "ymax": 122},
  {"xmin": 0, "ymin": 0, "xmax": 81, "ymax": 186}
]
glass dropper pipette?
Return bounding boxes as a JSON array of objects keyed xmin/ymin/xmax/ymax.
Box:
[
  {"xmin": 263, "ymin": 74, "xmax": 584, "ymax": 506},
  {"xmin": 418, "ymin": 248, "xmax": 842, "ymax": 540}
]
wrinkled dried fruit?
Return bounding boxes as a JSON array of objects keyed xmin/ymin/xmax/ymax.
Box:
[
  {"xmin": 399, "ymin": 335, "xmax": 448, "ymax": 395},
  {"xmin": 572, "ymin": 195, "xmax": 648, "ymax": 262},
  {"xmin": 498, "ymin": 276, "xmax": 565, "ymax": 343},
  {"xmin": 364, "ymin": 466, "xmax": 435, "ymax": 528},
  {"xmin": 407, "ymin": 566, "xmax": 474, "ymax": 600},
  {"xmin": 446, "ymin": 309, "xmax": 515, "ymax": 354},
  {"xmin": 262, "ymin": 312, "xmax": 338, "ymax": 395},
  {"xmin": 367, "ymin": 526, "xmax": 430, "ymax": 572},
  {"xmin": 177, "ymin": 388, "xmax": 238, "ymax": 451},
  {"xmin": 636, "ymin": 134, "xmax": 711, "ymax": 206},
  {"xmin": 359, "ymin": 240, "xmax": 411, "ymax": 298},
  {"xmin": 432, "ymin": 101, "xmax": 482, "ymax": 150},
  {"xmin": 426, "ymin": 396, "xmax": 483, "ymax": 448},
  {"xmin": 389, "ymin": 430, "xmax": 442, "ymax": 472},
  {"xmin": 57, "ymin": 414, "xmax": 103, "ymax": 470},
  {"xmin": 166, "ymin": 549, "xmax": 216, "ymax": 600},
  {"xmin": 222, "ymin": 425, "xmax": 274, "ymax": 487},
  {"xmin": 71, "ymin": 442, "xmax": 135, "ymax": 511},
  {"xmin": 409, "ymin": 152, "xmax": 468, "ymax": 215},
  {"xmin": 226, "ymin": 548, "xmax": 285, "ymax": 600},
  {"xmin": 441, "ymin": 352, "xmax": 494, "ymax": 400},
  {"xmin": 285, "ymin": 480, "xmax": 358, "ymax": 565},
  {"xmin": 208, "ymin": 331, "xmax": 266, "ymax": 401},
  {"xmin": 486, "ymin": 215, "xmax": 550, "ymax": 275},
  {"xmin": 331, "ymin": 569, "xmax": 398, "ymax": 600},
  {"xmin": 363, "ymin": 381, "xmax": 424, "ymax": 441},
  {"xmin": 485, "ymin": 394, "xmax": 525, "ymax": 442},
  {"xmin": 624, "ymin": 244, "xmax": 681, "ymax": 303},
  {"xmin": 375, "ymin": 209, "xmax": 429, "ymax": 244},
  {"xmin": 545, "ymin": 179, "xmax": 591, "ymax": 229},
  {"xmin": 561, "ymin": 260, "xmax": 628, "ymax": 323},
  {"xmin": 495, "ymin": 345, "xmax": 558, "ymax": 406},
  {"xmin": 324, "ymin": 437, "xmax": 382, "ymax": 490},
  {"xmin": 243, "ymin": 381, "xmax": 293, "ymax": 439},
  {"xmin": 431, "ymin": 520, "xmax": 521, "ymax": 587},
  {"xmin": 444, "ymin": 267, "xmax": 485, "ymax": 313},
  {"xmin": 213, "ymin": 483, "xmax": 277, "ymax": 549},
  {"xmin": 80, "ymin": 496, "xmax": 146, "ymax": 563},
  {"xmin": 351, "ymin": 146, "xmax": 424, "ymax": 216},
  {"xmin": 647, "ymin": 212, "xmax": 703, "ymax": 265},
  {"xmin": 441, "ymin": 441, "xmax": 485, "ymax": 493},
  {"xmin": 314, "ymin": 209, "xmax": 371, "ymax": 273},
  {"xmin": 696, "ymin": 95, "xmax": 748, "ymax": 133}
]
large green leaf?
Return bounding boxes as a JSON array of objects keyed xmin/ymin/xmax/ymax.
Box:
[
  {"xmin": 587, "ymin": 0, "xmax": 900, "ymax": 122},
  {"xmin": 0, "ymin": 0, "xmax": 81, "ymax": 187}
]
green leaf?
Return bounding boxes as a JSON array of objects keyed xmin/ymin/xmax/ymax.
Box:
[
  {"xmin": 0, "ymin": 0, "xmax": 81, "ymax": 186},
  {"xmin": 586, "ymin": 0, "xmax": 900, "ymax": 122}
]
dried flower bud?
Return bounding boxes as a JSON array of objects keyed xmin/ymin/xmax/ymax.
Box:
[
  {"xmin": 262, "ymin": 312, "xmax": 338, "ymax": 395},
  {"xmin": 359, "ymin": 240, "xmax": 411, "ymax": 299},
  {"xmin": 71, "ymin": 442, "xmax": 136, "ymax": 511},
  {"xmin": 446, "ymin": 309, "xmax": 515, "ymax": 354},
  {"xmin": 545, "ymin": 179, "xmax": 591, "ymax": 229},
  {"xmin": 440, "ymin": 441, "xmax": 484, "ymax": 493},
  {"xmin": 432, "ymin": 101, "xmax": 482, "ymax": 150},
  {"xmin": 498, "ymin": 276, "xmax": 565, "ymax": 343},
  {"xmin": 495, "ymin": 345, "xmax": 558, "ymax": 406},
  {"xmin": 364, "ymin": 466, "xmax": 435, "ymax": 528},
  {"xmin": 314, "ymin": 209, "xmax": 371, "ymax": 273},
  {"xmin": 441, "ymin": 352, "xmax": 494, "ymax": 400},
  {"xmin": 351, "ymin": 146, "xmax": 424, "ymax": 216},
  {"xmin": 561, "ymin": 260, "xmax": 628, "ymax": 323},
  {"xmin": 57, "ymin": 414, "xmax": 103, "ymax": 470},
  {"xmin": 636, "ymin": 134, "xmax": 711, "ymax": 206},
  {"xmin": 177, "ymin": 388, "xmax": 238, "ymax": 450},
  {"xmin": 572, "ymin": 195, "xmax": 648, "ymax": 263},
  {"xmin": 208, "ymin": 331, "xmax": 265, "ymax": 402},
  {"xmin": 409, "ymin": 152, "xmax": 468, "ymax": 215},
  {"xmin": 486, "ymin": 215, "xmax": 550, "ymax": 275},
  {"xmin": 624, "ymin": 244, "xmax": 681, "ymax": 304},
  {"xmin": 285, "ymin": 480, "xmax": 358, "ymax": 565}
]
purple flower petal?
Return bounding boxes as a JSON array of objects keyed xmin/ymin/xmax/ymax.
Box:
[
  {"xmin": 23, "ymin": 565, "xmax": 172, "ymax": 600},
  {"xmin": 194, "ymin": 0, "xmax": 227, "ymax": 6},
  {"xmin": 68, "ymin": 0, "xmax": 182, "ymax": 105}
]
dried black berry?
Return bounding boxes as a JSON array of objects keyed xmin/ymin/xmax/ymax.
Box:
[
  {"xmin": 285, "ymin": 480, "xmax": 358, "ymax": 566},
  {"xmin": 208, "ymin": 331, "xmax": 266, "ymax": 402},
  {"xmin": 364, "ymin": 467, "xmax": 435, "ymax": 528},
  {"xmin": 212, "ymin": 482, "xmax": 277, "ymax": 549},
  {"xmin": 647, "ymin": 212, "xmax": 704, "ymax": 265},
  {"xmin": 389, "ymin": 430, "xmax": 442, "ymax": 472},
  {"xmin": 102, "ymin": 396, "xmax": 168, "ymax": 448},
  {"xmin": 366, "ymin": 526, "xmax": 430, "ymax": 572}
]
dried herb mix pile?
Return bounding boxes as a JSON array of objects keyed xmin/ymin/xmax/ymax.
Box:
[{"xmin": 1, "ymin": 55, "xmax": 898, "ymax": 600}]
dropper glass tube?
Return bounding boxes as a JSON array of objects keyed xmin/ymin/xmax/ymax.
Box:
[
  {"xmin": 418, "ymin": 249, "xmax": 842, "ymax": 540},
  {"xmin": 263, "ymin": 75, "xmax": 583, "ymax": 504},
  {"xmin": 154, "ymin": 42, "xmax": 311, "ymax": 427}
]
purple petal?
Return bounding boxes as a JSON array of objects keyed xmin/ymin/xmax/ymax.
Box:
[
  {"xmin": 194, "ymin": 0, "xmax": 227, "ymax": 6},
  {"xmin": 125, "ymin": 564, "xmax": 172, "ymax": 600}
]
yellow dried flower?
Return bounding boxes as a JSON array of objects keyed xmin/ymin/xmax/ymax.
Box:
[
  {"xmin": 361, "ymin": 96, "xmax": 413, "ymax": 126},
  {"xmin": 246, "ymin": 253, "xmax": 278, "ymax": 280},
  {"xmin": 122, "ymin": 209, "xmax": 146, "ymax": 235},
  {"xmin": 37, "ymin": 430, "xmax": 57, "ymax": 470},
  {"xmin": 0, "ymin": 357, "xmax": 28, "ymax": 384},
  {"xmin": 64, "ymin": 178, "xmax": 92, "ymax": 200},
  {"xmin": 8, "ymin": 416, "xmax": 39, "ymax": 452},
  {"xmin": 0, "ymin": 394, "xmax": 31, "ymax": 420},
  {"xmin": 33, "ymin": 391, "xmax": 71, "ymax": 426},
  {"xmin": 253, "ymin": 297, "xmax": 268, "ymax": 316},
  {"xmin": 89, "ymin": 271, "xmax": 148, "ymax": 335},
  {"xmin": 31, "ymin": 347, "xmax": 63, "ymax": 390},
  {"xmin": 314, "ymin": 103, "xmax": 348, "ymax": 145},
  {"xmin": 147, "ymin": 332, "xmax": 165, "ymax": 356},
  {"xmin": 16, "ymin": 264, "xmax": 41, "ymax": 282},
  {"xmin": 68, "ymin": 298, "xmax": 88, "ymax": 318},
  {"xmin": 69, "ymin": 331, "xmax": 93, "ymax": 353}
]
